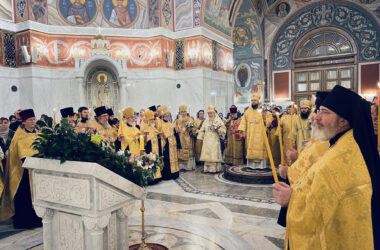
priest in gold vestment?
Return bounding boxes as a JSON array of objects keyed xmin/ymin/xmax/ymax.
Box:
[
  {"xmin": 197, "ymin": 105, "xmax": 226, "ymax": 172},
  {"xmin": 224, "ymin": 106, "xmax": 244, "ymax": 165},
  {"xmin": 291, "ymin": 99, "xmax": 312, "ymax": 153},
  {"xmin": 91, "ymin": 106, "xmax": 118, "ymax": 143},
  {"xmin": 4, "ymin": 109, "xmax": 42, "ymax": 228},
  {"xmin": 274, "ymin": 86, "xmax": 380, "ymax": 250},
  {"xmin": 279, "ymin": 106, "xmax": 295, "ymax": 163},
  {"xmin": 238, "ymin": 92, "xmax": 267, "ymax": 169},
  {"xmin": 140, "ymin": 110, "xmax": 162, "ymax": 183},
  {"xmin": 117, "ymin": 107, "xmax": 141, "ymax": 156},
  {"xmin": 194, "ymin": 110, "xmax": 205, "ymax": 164},
  {"xmin": 175, "ymin": 105, "xmax": 196, "ymax": 170},
  {"xmin": 158, "ymin": 106, "xmax": 180, "ymax": 180}
]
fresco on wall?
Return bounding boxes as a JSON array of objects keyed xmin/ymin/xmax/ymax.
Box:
[
  {"xmin": 161, "ymin": 0, "xmax": 172, "ymax": 30},
  {"xmin": 175, "ymin": 0, "xmax": 193, "ymax": 30},
  {"xmin": 203, "ymin": 0, "xmax": 232, "ymax": 37},
  {"xmin": 194, "ymin": 0, "xmax": 201, "ymax": 26},
  {"xmin": 57, "ymin": 0, "xmax": 97, "ymax": 25},
  {"xmin": 0, "ymin": 0, "xmax": 13, "ymax": 21},
  {"xmin": 234, "ymin": 59, "xmax": 263, "ymax": 103},
  {"xmin": 30, "ymin": 0, "xmax": 48, "ymax": 23},
  {"xmin": 294, "ymin": 0, "xmax": 311, "ymax": 8},
  {"xmin": 16, "ymin": 32, "xmax": 30, "ymax": 65},
  {"xmin": 15, "ymin": 0, "xmax": 28, "ymax": 22},
  {"xmin": 233, "ymin": 0, "xmax": 263, "ymax": 103},
  {"xmin": 272, "ymin": 3, "xmax": 380, "ymax": 71},
  {"xmin": 148, "ymin": 0, "xmax": 160, "ymax": 28},
  {"xmin": 275, "ymin": 2, "xmax": 289, "ymax": 17},
  {"xmin": 101, "ymin": 0, "xmax": 139, "ymax": 27}
]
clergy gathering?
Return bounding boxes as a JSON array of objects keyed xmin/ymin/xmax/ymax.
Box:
[{"xmin": 1, "ymin": 0, "xmax": 380, "ymax": 249}]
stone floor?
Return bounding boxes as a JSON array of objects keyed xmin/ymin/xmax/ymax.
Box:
[{"xmin": 0, "ymin": 165, "xmax": 285, "ymax": 250}]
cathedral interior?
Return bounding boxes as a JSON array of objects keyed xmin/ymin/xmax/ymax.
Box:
[{"xmin": 0, "ymin": 0, "xmax": 379, "ymax": 249}]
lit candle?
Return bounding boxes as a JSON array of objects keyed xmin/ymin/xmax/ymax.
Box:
[
  {"xmin": 289, "ymin": 102, "xmax": 294, "ymax": 148},
  {"xmin": 259, "ymin": 109, "xmax": 279, "ymax": 183},
  {"xmin": 139, "ymin": 135, "xmax": 145, "ymax": 152},
  {"xmin": 53, "ymin": 108, "xmax": 57, "ymax": 125},
  {"xmin": 276, "ymin": 112, "xmax": 284, "ymax": 165},
  {"xmin": 188, "ymin": 105, "xmax": 191, "ymax": 116}
]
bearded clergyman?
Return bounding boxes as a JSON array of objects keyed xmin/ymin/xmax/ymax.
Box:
[
  {"xmin": 91, "ymin": 106, "xmax": 118, "ymax": 143},
  {"xmin": 291, "ymin": 99, "xmax": 312, "ymax": 153}
]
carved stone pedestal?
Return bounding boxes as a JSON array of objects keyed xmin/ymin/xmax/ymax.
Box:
[{"xmin": 24, "ymin": 157, "xmax": 146, "ymax": 250}]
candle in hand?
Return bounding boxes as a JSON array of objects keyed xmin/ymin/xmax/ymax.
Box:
[
  {"xmin": 53, "ymin": 108, "xmax": 57, "ymax": 125},
  {"xmin": 259, "ymin": 109, "xmax": 279, "ymax": 183},
  {"xmin": 276, "ymin": 112, "xmax": 284, "ymax": 165},
  {"xmin": 289, "ymin": 103, "xmax": 294, "ymax": 148},
  {"xmin": 139, "ymin": 135, "xmax": 145, "ymax": 151}
]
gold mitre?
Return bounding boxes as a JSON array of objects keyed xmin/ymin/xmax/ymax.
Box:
[
  {"xmin": 158, "ymin": 105, "xmax": 168, "ymax": 116},
  {"xmin": 207, "ymin": 105, "xmax": 215, "ymax": 113},
  {"xmin": 250, "ymin": 92, "xmax": 261, "ymax": 101},
  {"xmin": 145, "ymin": 110, "xmax": 155, "ymax": 120},
  {"xmin": 300, "ymin": 99, "xmax": 311, "ymax": 108},
  {"xmin": 123, "ymin": 107, "xmax": 134, "ymax": 119},
  {"xmin": 179, "ymin": 104, "xmax": 187, "ymax": 112}
]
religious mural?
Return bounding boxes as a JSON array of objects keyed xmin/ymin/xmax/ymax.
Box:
[
  {"xmin": 175, "ymin": 0, "xmax": 193, "ymax": 31},
  {"xmin": 57, "ymin": 0, "xmax": 97, "ymax": 25},
  {"xmin": 148, "ymin": 0, "xmax": 160, "ymax": 28},
  {"xmin": 272, "ymin": 2, "xmax": 380, "ymax": 71},
  {"xmin": 101, "ymin": 0, "xmax": 139, "ymax": 28},
  {"xmin": 87, "ymin": 68, "xmax": 119, "ymax": 115},
  {"xmin": 15, "ymin": 0, "xmax": 28, "ymax": 22},
  {"xmin": 203, "ymin": 0, "xmax": 232, "ymax": 37},
  {"xmin": 0, "ymin": 0, "xmax": 13, "ymax": 21},
  {"xmin": 233, "ymin": 0, "xmax": 263, "ymax": 103},
  {"xmin": 3, "ymin": 31, "xmax": 16, "ymax": 67},
  {"xmin": 275, "ymin": 2, "xmax": 290, "ymax": 18},
  {"xmin": 29, "ymin": 0, "xmax": 48, "ymax": 24},
  {"xmin": 294, "ymin": 0, "xmax": 312, "ymax": 8},
  {"xmin": 16, "ymin": 32, "xmax": 30, "ymax": 65},
  {"xmin": 194, "ymin": 0, "xmax": 202, "ymax": 27}
]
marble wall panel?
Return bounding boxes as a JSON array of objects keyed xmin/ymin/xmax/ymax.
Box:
[
  {"xmin": 0, "ymin": 0, "xmax": 13, "ymax": 21},
  {"xmin": 174, "ymin": 0, "xmax": 193, "ymax": 31},
  {"xmin": 0, "ymin": 67, "xmax": 20, "ymax": 117},
  {"xmin": 29, "ymin": 0, "xmax": 48, "ymax": 24},
  {"xmin": 0, "ymin": 31, "xmax": 3, "ymax": 66}
]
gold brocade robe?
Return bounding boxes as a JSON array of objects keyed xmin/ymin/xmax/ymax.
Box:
[
  {"xmin": 224, "ymin": 118, "xmax": 244, "ymax": 165},
  {"xmin": 286, "ymin": 130, "xmax": 373, "ymax": 250},
  {"xmin": 118, "ymin": 120, "xmax": 141, "ymax": 157},
  {"xmin": 287, "ymin": 139, "xmax": 329, "ymax": 186},
  {"xmin": 140, "ymin": 123, "xmax": 162, "ymax": 179},
  {"xmin": 175, "ymin": 117, "xmax": 195, "ymax": 161},
  {"xmin": 91, "ymin": 120, "xmax": 118, "ymax": 143},
  {"xmin": 291, "ymin": 115, "xmax": 311, "ymax": 153},
  {"xmin": 197, "ymin": 117, "xmax": 226, "ymax": 163},
  {"xmin": 194, "ymin": 118, "xmax": 204, "ymax": 163},
  {"xmin": 238, "ymin": 107, "xmax": 267, "ymax": 160},
  {"xmin": 278, "ymin": 114, "xmax": 294, "ymax": 163},
  {"xmin": 160, "ymin": 121, "xmax": 179, "ymax": 174},
  {"xmin": 267, "ymin": 116, "xmax": 281, "ymax": 167}
]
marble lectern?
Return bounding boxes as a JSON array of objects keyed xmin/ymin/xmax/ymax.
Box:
[{"xmin": 24, "ymin": 157, "xmax": 146, "ymax": 250}]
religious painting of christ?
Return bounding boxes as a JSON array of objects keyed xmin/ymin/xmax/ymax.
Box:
[
  {"xmin": 101, "ymin": 0, "xmax": 139, "ymax": 28},
  {"xmin": 58, "ymin": 0, "xmax": 97, "ymax": 25}
]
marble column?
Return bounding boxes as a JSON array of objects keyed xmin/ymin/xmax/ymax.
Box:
[
  {"xmin": 34, "ymin": 206, "xmax": 54, "ymax": 250},
  {"xmin": 83, "ymin": 214, "xmax": 111, "ymax": 250},
  {"xmin": 119, "ymin": 77, "xmax": 128, "ymax": 110},
  {"xmin": 116, "ymin": 202, "xmax": 135, "ymax": 250},
  {"xmin": 76, "ymin": 76, "xmax": 86, "ymax": 107}
]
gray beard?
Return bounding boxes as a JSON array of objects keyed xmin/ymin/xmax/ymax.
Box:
[
  {"xmin": 311, "ymin": 123, "xmax": 337, "ymax": 141},
  {"xmin": 180, "ymin": 115, "xmax": 187, "ymax": 122},
  {"xmin": 100, "ymin": 121, "xmax": 111, "ymax": 129}
]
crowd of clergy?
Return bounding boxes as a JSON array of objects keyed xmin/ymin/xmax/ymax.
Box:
[{"xmin": 0, "ymin": 85, "xmax": 379, "ymax": 250}]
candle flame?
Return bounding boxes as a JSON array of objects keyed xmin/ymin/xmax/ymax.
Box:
[{"xmin": 53, "ymin": 108, "xmax": 57, "ymax": 112}]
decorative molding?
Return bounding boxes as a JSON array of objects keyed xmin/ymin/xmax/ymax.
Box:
[
  {"xmin": 34, "ymin": 205, "xmax": 54, "ymax": 219},
  {"xmin": 34, "ymin": 173, "xmax": 91, "ymax": 209},
  {"xmin": 175, "ymin": 40, "xmax": 185, "ymax": 70},
  {"xmin": 3, "ymin": 31, "xmax": 16, "ymax": 67},
  {"xmin": 193, "ymin": 0, "xmax": 201, "ymax": 27},
  {"xmin": 82, "ymin": 214, "xmax": 111, "ymax": 230},
  {"xmin": 98, "ymin": 184, "xmax": 129, "ymax": 210},
  {"xmin": 212, "ymin": 40, "xmax": 217, "ymax": 71},
  {"xmin": 116, "ymin": 202, "xmax": 136, "ymax": 219},
  {"xmin": 271, "ymin": 2, "xmax": 380, "ymax": 71}
]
